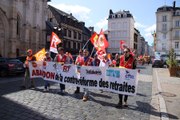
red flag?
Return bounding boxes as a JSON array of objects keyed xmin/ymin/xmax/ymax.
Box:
[
  {"xmin": 120, "ymin": 40, "xmax": 125, "ymax": 50},
  {"xmin": 50, "ymin": 32, "xmax": 61, "ymax": 53},
  {"xmin": 90, "ymin": 32, "xmax": 99, "ymax": 47},
  {"xmin": 90, "ymin": 29, "xmax": 109, "ymax": 51},
  {"xmin": 98, "ymin": 29, "xmax": 109, "ymax": 49}
]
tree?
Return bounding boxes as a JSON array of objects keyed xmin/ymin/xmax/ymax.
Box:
[{"xmin": 166, "ymin": 48, "xmax": 177, "ymax": 68}]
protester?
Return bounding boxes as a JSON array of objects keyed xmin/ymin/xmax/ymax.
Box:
[
  {"xmin": 66, "ymin": 52, "xmax": 74, "ymax": 64},
  {"xmin": 99, "ymin": 54, "xmax": 112, "ymax": 67},
  {"xmin": 74, "ymin": 49, "xmax": 84, "ymax": 94},
  {"xmin": 112, "ymin": 53, "xmax": 120, "ymax": 67},
  {"xmin": 82, "ymin": 49, "xmax": 93, "ymax": 101},
  {"xmin": 21, "ymin": 49, "xmax": 36, "ymax": 89},
  {"xmin": 116, "ymin": 48, "xmax": 136, "ymax": 108},
  {"xmin": 92, "ymin": 54, "xmax": 100, "ymax": 66},
  {"xmin": 54, "ymin": 47, "xmax": 68, "ymax": 95},
  {"xmin": 43, "ymin": 51, "xmax": 53, "ymax": 91}
]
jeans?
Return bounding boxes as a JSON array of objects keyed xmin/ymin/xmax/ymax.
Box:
[{"xmin": 118, "ymin": 94, "xmax": 128, "ymax": 103}]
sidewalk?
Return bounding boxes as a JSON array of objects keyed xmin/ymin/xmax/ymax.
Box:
[{"xmin": 153, "ymin": 68, "xmax": 180, "ymax": 120}]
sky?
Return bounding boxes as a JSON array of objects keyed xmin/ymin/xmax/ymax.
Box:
[{"xmin": 49, "ymin": 0, "xmax": 180, "ymax": 46}]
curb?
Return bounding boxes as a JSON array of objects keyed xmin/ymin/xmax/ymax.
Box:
[{"xmin": 155, "ymin": 69, "xmax": 169, "ymax": 120}]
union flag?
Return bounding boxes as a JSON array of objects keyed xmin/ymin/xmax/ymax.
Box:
[
  {"xmin": 50, "ymin": 32, "xmax": 61, "ymax": 53},
  {"xmin": 34, "ymin": 48, "xmax": 46, "ymax": 61},
  {"xmin": 120, "ymin": 40, "xmax": 126, "ymax": 50},
  {"xmin": 90, "ymin": 29, "xmax": 109, "ymax": 51}
]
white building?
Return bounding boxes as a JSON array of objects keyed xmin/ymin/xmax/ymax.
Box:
[
  {"xmin": 156, "ymin": 1, "xmax": 180, "ymax": 55},
  {"xmin": 107, "ymin": 9, "xmax": 135, "ymax": 54},
  {"xmin": 0, "ymin": 0, "xmax": 48, "ymax": 57}
]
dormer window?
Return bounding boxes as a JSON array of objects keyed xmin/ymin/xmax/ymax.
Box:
[
  {"xmin": 176, "ymin": 11, "xmax": 180, "ymax": 16},
  {"xmin": 112, "ymin": 14, "xmax": 115, "ymax": 18}
]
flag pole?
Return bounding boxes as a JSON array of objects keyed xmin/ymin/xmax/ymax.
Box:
[
  {"xmin": 82, "ymin": 39, "xmax": 90, "ymax": 50},
  {"xmin": 90, "ymin": 47, "xmax": 95, "ymax": 57}
]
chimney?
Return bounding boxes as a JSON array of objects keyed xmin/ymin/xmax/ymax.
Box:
[
  {"xmin": 109, "ymin": 9, "xmax": 113, "ymax": 15},
  {"xmin": 173, "ymin": 1, "xmax": 176, "ymax": 8},
  {"xmin": 173, "ymin": 1, "xmax": 176, "ymax": 15}
]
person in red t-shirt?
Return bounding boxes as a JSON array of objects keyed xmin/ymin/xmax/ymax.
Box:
[
  {"xmin": 54, "ymin": 47, "xmax": 68, "ymax": 95},
  {"xmin": 116, "ymin": 48, "xmax": 136, "ymax": 108},
  {"xmin": 74, "ymin": 49, "xmax": 84, "ymax": 94},
  {"xmin": 21, "ymin": 49, "xmax": 36, "ymax": 89},
  {"xmin": 83, "ymin": 49, "xmax": 93, "ymax": 101},
  {"xmin": 43, "ymin": 51, "xmax": 52, "ymax": 91}
]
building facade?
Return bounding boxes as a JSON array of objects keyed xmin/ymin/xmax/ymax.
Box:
[
  {"xmin": 156, "ymin": 1, "xmax": 180, "ymax": 55},
  {"xmin": 107, "ymin": 9, "xmax": 135, "ymax": 54},
  {"xmin": 47, "ymin": 5, "xmax": 92, "ymax": 55},
  {"xmin": 0, "ymin": 0, "xmax": 48, "ymax": 57}
]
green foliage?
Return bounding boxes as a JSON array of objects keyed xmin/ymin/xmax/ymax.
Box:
[{"xmin": 166, "ymin": 48, "xmax": 178, "ymax": 68}]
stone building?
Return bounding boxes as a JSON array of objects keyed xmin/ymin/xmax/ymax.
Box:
[
  {"xmin": 0, "ymin": 0, "xmax": 48, "ymax": 57},
  {"xmin": 47, "ymin": 5, "xmax": 93, "ymax": 55},
  {"xmin": 156, "ymin": 1, "xmax": 180, "ymax": 55},
  {"xmin": 107, "ymin": 9, "xmax": 135, "ymax": 54}
]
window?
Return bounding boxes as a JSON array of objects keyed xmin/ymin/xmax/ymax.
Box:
[
  {"xmin": 68, "ymin": 41, "xmax": 71, "ymax": 48},
  {"xmin": 63, "ymin": 29, "xmax": 67, "ymax": 36},
  {"xmin": 112, "ymin": 14, "xmax": 115, "ymax": 18},
  {"xmin": 175, "ymin": 42, "xmax": 179, "ymax": 49},
  {"xmin": 163, "ymin": 33, "xmax": 166, "ymax": 39},
  {"xmin": 118, "ymin": 14, "xmax": 121, "ymax": 18},
  {"xmin": 73, "ymin": 42, "xmax": 76, "ymax": 49},
  {"xmin": 162, "ymin": 43, "xmax": 166, "ymax": 51},
  {"xmin": 68, "ymin": 30, "xmax": 71, "ymax": 37},
  {"xmin": 175, "ymin": 21, "xmax": 180, "ymax": 27},
  {"xmin": 176, "ymin": 11, "xmax": 180, "ymax": 16},
  {"xmin": 111, "ymin": 23, "xmax": 116, "ymax": 29},
  {"xmin": 74, "ymin": 31, "xmax": 77, "ymax": 39},
  {"xmin": 162, "ymin": 15, "xmax": 167, "ymax": 22},
  {"xmin": 78, "ymin": 43, "xmax": 81, "ymax": 49},
  {"xmin": 17, "ymin": 15, "xmax": 20, "ymax": 35},
  {"xmin": 162, "ymin": 24, "xmax": 167, "ymax": 31},
  {"xmin": 175, "ymin": 30, "xmax": 180, "ymax": 38},
  {"xmin": 78, "ymin": 33, "xmax": 81, "ymax": 40}
]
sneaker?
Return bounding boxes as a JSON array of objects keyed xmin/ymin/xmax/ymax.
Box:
[
  {"xmin": 115, "ymin": 102, "xmax": 123, "ymax": 108},
  {"xmin": 82, "ymin": 96, "xmax": 88, "ymax": 102},
  {"xmin": 58, "ymin": 90, "xmax": 65, "ymax": 95},
  {"xmin": 74, "ymin": 89, "xmax": 80, "ymax": 94},
  {"xmin": 43, "ymin": 88, "xmax": 47, "ymax": 92},
  {"xmin": 124, "ymin": 102, "xmax": 128, "ymax": 107},
  {"xmin": 20, "ymin": 86, "xmax": 26, "ymax": 90},
  {"xmin": 47, "ymin": 87, "xmax": 50, "ymax": 91},
  {"xmin": 99, "ymin": 89, "xmax": 103, "ymax": 93}
]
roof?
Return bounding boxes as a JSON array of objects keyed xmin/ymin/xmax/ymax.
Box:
[
  {"xmin": 48, "ymin": 5, "xmax": 77, "ymax": 21},
  {"xmin": 157, "ymin": 5, "xmax": 180, "ymax": 12}
]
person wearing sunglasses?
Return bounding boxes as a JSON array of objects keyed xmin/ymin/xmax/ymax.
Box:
[{"xmin": 116, "ymin": 48, "xmax": 136, "ymax": 108}]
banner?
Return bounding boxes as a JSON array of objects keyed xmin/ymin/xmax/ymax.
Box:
[
  {"xmin": 34, "ymin": 48, "xmax": 46, "ymax": 61},
  {"xmin": 50, "ymin": 32, "xmax": 61, "ymax": 53},
  {"xmin": 29, "ymin": 61, "xmax": 138, "ymax": 96}
]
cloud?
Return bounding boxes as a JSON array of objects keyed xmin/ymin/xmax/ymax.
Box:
[
  {"xmin": 135, "ymin": 22, "xmax": 147, "ymax": 29},
  {"xmin": 49, "ymin": 3, "xmax": 91, "ymax": 21},
  {"xmin": 138, "ymin": 24, "xmax": 156, "ymax": 46},
  {"xmin": 144, "ymin": 24, "xmax": 156, "ymax": 33},
  {"xmin": 95, "ymin": 18, "xmax": 108, "ymax": 31}
]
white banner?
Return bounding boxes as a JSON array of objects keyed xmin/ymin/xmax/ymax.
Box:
[{"xmin": 29, "ymin": 61, "xmax": 138, "ymax": 95}]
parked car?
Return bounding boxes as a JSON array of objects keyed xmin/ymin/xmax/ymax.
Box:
[
  {"xmin": 16, "ymin": 56, "xmax": 26, "ymax": 63},
  {"xmin": 0, "ymin": 57, "xmax": 25, "ymax": 77},
  {"xmin": 152, "ymin": 59, "xmax": 164, "ymax": 68}
]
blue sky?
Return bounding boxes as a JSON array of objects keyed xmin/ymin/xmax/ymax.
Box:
[{"xmin": 49, "ymin": 0, "xmax": 180, "ymax": 46}]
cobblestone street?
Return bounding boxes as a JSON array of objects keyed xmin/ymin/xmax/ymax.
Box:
[{"xmin": 0, "ymin": 65, "xmax": 154, "ymax": 120}]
